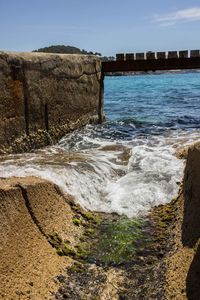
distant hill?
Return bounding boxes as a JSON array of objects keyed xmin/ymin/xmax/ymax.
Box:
[
  {"xmin": 33, "ymin": 45, "xmax": 102, "ymax": 56},
  {"xmin": 33, "ymin": 45, "xmax": 115, "ymax": 61}
]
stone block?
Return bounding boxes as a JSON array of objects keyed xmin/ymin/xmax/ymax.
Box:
[
  {"xmin": 146, "ymin": 52, "xmax": 156, "ymax": 60},
  {"xmin": 168, "ymin": 51, "xmax": 178, "ymax": 59},
  {"xmin": 157, "ymin": 52, "xmax": 166, "ymax": 59},
  {"xmin": 125, "ymin": 53, "xmax": 135, "ymax": 60},
  {"xmin": 135, "ymin": 53, "xmax": 145, "ymax": 60},
  {"xmin": 190, "ymin": 50, "xmax": 200, "ymax": 58},
  {"xmin": 179, "ymin": 50, "xmax": 188, "ymax": 58},
  {"xmin": 116, "ymin": 53, "xmax": 125, "ymax": 61}
]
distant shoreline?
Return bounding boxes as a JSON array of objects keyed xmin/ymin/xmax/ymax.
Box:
[{"xmin": 105, "ymin": 69, "xmax": 200, "ymax": 76}]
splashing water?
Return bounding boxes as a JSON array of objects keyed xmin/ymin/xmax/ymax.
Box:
[{"xmin": 0, "ymin": 73, "xmax": 200, "ymax": 217}]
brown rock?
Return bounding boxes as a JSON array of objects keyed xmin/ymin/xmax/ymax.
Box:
[{"xmin": 0, "ymin": 176, "xmax": 83, "ymax": 299}]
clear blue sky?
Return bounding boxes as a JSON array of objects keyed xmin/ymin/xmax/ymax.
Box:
[{"xmin": 0, "ymin": 0, "xmax": 200, "ymax": 56}]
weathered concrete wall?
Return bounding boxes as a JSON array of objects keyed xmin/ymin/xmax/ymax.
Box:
[
  {"xmin": 0, "ymin": 51, "xmax": 102, "ymax": 153},
  {"xmin": 0, "ymin": 177, "xmax": 83, "ymax": 299},
  {"xmin": 165, "ymin": 142, "xmax": 200, "ymax": 299},
  {"xmin": 182, "ymin": 142, "xmax": 200, "ymax": 248}
]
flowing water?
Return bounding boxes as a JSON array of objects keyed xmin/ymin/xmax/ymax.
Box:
[{"xmin": 1, "ymin": 72, "xmax": 200, "ymax": 217}]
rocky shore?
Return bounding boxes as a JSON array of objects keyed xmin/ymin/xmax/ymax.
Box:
[{"xmin": 0, "ymin": 142, "xmax": 200, "ymax": 299}]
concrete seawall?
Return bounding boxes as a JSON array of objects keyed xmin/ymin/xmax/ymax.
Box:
[
  {"xmin": 0, "ymin": 51, "xmax": 102, "ymax": 153},
  {"xmin": 165, "ymin": 142, "xmax": 200, "ymax": 299}
]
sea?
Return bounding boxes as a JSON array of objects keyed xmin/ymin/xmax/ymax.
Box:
[{"xmin": 1, "ymin": 72, "xmax": 200, "ymax": 217}]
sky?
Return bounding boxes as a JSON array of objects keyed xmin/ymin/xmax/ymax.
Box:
[{"xmin": 0, "ymin": 0, "xmax": 200, "ymax": 56}]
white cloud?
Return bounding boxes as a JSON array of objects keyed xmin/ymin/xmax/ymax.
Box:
[{"xmin": 154, "ymin": 7, "xmax": 200, "ymax": 26}]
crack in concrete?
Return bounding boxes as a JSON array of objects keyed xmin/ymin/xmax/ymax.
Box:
[{"xmin": 16, "ymin": 184, "xmax": 48, "ymax": 239}]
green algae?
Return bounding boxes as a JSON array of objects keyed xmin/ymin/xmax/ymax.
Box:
[
  {"xmin": 48, "ymin": 233, "xmax": 63, "ymax": 248},
  {"xmin": 73, "ymin": 218, "xmax": 81, "ymax": 226},
  {"xmin": 49, "ymin": 233, "xmax": 76, "ymax": 257},
  {"xmin": 56, "ymin": 247, "xmax": 64, "ymax": 256},
  {"xmin": 56, "ymin": 243, "xmax": 76, "ymax": 257},
  {"xmin": 74, "ymin": 216, "xmax": 153, "ymax": 266},
  {"xmin": 69, "ymin": 262, "xmax": 86, "ymax": 274},
  {"xmin": 75, "ymin": 242, "xmax": 90, "ymax": 260},
  {"xmin": 84, "ymin": 228, "xmax": 95, "ymax": 237},
  {"xmin": 82, "ymin": 211, "xmax": 101, "ymax": 224},
  {"xmin": 88, "ymin": 217, "xmax": 145, "ymax": 265},
  {"xmin": 49, "ymin": 212, "xmax": 155, "ymax": 265}
]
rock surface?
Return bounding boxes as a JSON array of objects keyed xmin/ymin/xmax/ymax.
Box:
[
  {"xmin": 0, "ymin": 177, "xmax": 83, "ymax": 299},
  {"xmin": 0, "ymin": 51, "xmax": 102, "ymax": 153},
  {"xmin": 165, "ymin": 141, "xmax": 200, "ymax": 299}
]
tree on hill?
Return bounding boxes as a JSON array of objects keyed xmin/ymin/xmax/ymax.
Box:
[
  {"xmin": 33, "ymin": 45, "xmax": 115, "ymax": 61},
  {"xmin": 33, "ymin": 45, "xmax": 102, "ymax": 56}
]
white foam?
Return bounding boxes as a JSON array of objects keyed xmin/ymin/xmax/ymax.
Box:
[
  {"xmin": 103, "ymin": 143, "xmax": 184, "ymax": 217},
  {"xmin": 0, "ymin": 128, "xmax": 199, "ymax": 217}
]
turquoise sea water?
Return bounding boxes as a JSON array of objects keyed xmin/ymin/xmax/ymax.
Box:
[
  {"xmin": 0, "ymin": 72, "xmax": 200, "ymax": 217},
  {"xmin": 104, "ymin": 73, "xmax": 200, "ymax": 137}
]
